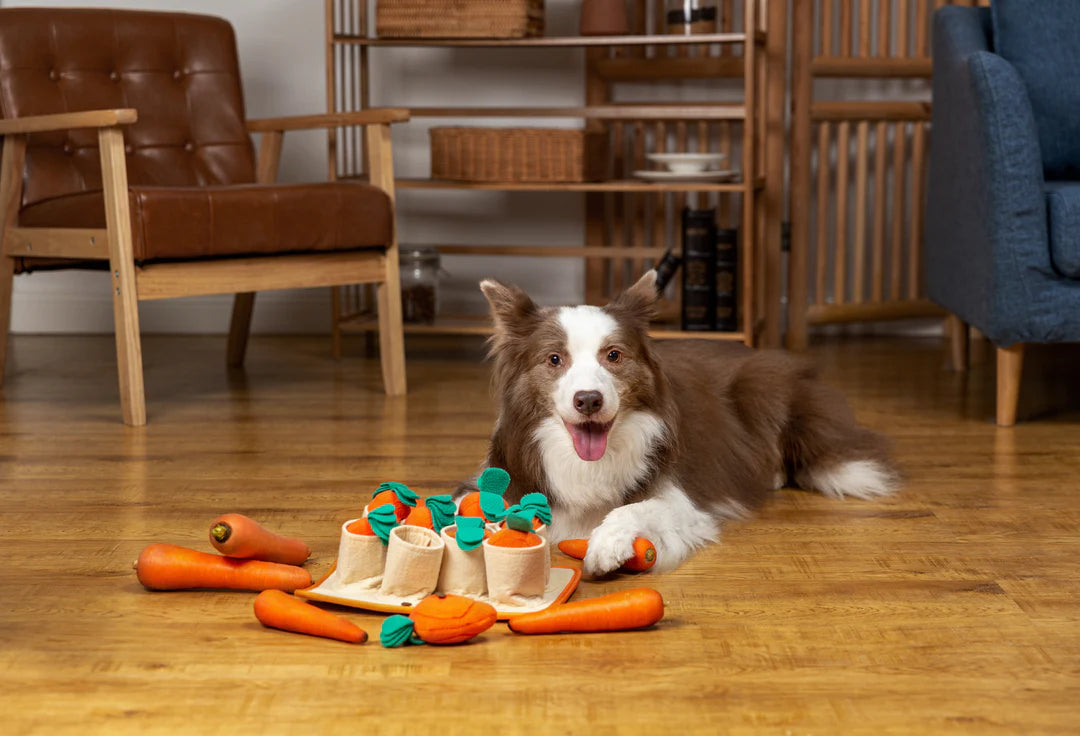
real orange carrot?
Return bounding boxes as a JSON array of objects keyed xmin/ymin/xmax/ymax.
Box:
[
  {"xmin": 253, "ymin": 590, "xmax": 367, "ymax": 644},
  {"xmin": 487, "ymin": 527, "xmax": 542, "ymax": 548},
  {"xmin": 507, "ymin": 588, "xmax": 665, "ymax": 635},
  {"xmin": 134, "ymin": 543, "xmax": 311, "ymax": 592},
  {"xmin": 345, "ymin": 517, "xmax": 375, "ymax": 535},
  {"xmin": 556, "ymin": 537, "xmax": 657, "ymax": 572},
  {"xmin": 209, "ymin": 513, "xmax": 310, "ymax": 565}
]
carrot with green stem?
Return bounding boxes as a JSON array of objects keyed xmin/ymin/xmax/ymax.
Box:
[
  {"xmin": 507, "ymin": 588, "xmax": 665, "ymax": 634},
  {"xmin": 253, "ymin": 590, "xmax": 367, "ymax": 643},
  {"xmin": 208, "ymin": 513, "xmax": 310, "ymax": 565},
  {"xmin": 557, "ymin": 537, "xmax": 657, "ymax": 572},
  {"xmin": 135, "ymin": 543, "xmax": 311, "ymax": 591}
]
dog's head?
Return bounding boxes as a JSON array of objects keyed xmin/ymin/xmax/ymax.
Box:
[{"xmin": 480, "ymin": 271, "xmax": 664, "ymax": 462}]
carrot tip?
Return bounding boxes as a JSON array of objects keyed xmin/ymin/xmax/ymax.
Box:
[{"xmin": 209, "ymin": 523, "xmax": 232, "ymax": 543}]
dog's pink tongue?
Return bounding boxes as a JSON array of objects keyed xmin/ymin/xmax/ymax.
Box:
[{"xmin": 569, "ymin": 422, "xmax": 609, "ymax": 461}]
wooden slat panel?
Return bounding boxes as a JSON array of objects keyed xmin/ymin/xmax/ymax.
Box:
[
  {"xmin": 871, "ymin": 120, "xmax": 888, "ymax": 302},
  {"xmin": 4, "ymin": 228, "xmax": 109, "ymax": 260},
  {"xmin": 890, "ymin": 122, "xmax": 907, "ymax": 300},
  {"xmin": 815, "ymin": 123, "xmax": 831, "ymax": 306},
  {"xmin": 909, "ymin": 122, "xmax": 928, "ymax": 299},
  {"xmin": 852, "ymin": 120, "xmax": 869, "ymax": 303},
  {"xmin": 834, "ymin": 121, "xmax": 851, "ymax": 305}
]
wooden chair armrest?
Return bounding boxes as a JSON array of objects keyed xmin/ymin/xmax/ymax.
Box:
[
  {"xmin": 246, "ymin": 109, "xmax": 410, "ymax": 133},
  {"xmin": 0, "ymin": 108, "xmax": 137, "ymax": 136}
]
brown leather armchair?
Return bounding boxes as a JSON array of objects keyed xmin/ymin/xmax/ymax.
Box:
[{"xmin": 0, "ymin": 8, "xmax": 408, "ymax": 425}]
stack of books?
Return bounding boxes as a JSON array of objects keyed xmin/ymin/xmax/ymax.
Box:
[{"xmin": 680, "ymin": 207, "xmax": 738, "ymax": 332}]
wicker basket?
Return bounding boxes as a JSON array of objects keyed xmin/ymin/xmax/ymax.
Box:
[
  {"xmin": 430, "ymin": 127, "xmax": 606, "ymax": 183},
  {"xmin": 376, "ymin": 0, "xmax": 544, "ymax": 39}
]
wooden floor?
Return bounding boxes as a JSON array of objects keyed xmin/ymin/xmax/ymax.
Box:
[{"xmin": 2, "ymin": 333, "xmax": 1079, "ymax": 735}]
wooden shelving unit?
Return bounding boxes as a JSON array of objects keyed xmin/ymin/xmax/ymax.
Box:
[{"xmin": 324, "ymin": 0, "xmax": 784, "ymax": 349}]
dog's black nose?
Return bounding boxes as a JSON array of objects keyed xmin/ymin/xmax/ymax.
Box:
[{"xmin": 573, "ymin": 390, "xmax": 604, "ymax": 416}]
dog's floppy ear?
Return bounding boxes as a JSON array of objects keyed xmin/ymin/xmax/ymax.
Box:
[
  {"xmin": 480, "ymin": 278, "xmax": 538, "ymax": 332},
  {"xmin": 608, "ymin": 269, "xmax": 659, "ymax": 324}
]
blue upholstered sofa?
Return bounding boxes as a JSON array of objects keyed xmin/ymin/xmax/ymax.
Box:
[{"xmin": 925, "ymin": 2, "xmax": 1080, "ymax": 425}]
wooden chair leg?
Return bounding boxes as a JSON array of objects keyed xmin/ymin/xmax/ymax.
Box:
[
  {"xmin": 996, "ymin": 344, "xmax": 1024, "ymax": 427},
  {"xmin": 947, "ymin": 314, "xmax": 970, "ymax": 371},
  {"xmin": 376, "ymin": 275, "xmax": 407, "ymax": 396},
  {"xmin": 227, "ymin": 292, "xmax": 256, "ymax": 368},
  {"xmin": 99, "ymin": 127, "xmax": 146, "ymax": 426},
  {"xmin": 0, "ymin": 255, "xmax": 13, "ymax": 385}
]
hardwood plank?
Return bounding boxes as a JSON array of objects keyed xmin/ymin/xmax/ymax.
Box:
[
  {"xmin": 2, "ymin": 333, "xmax": 1079, "ymax": 734},
  {"xmin": 3, "ymin": 228, "xmax": 109, "ymax": 260}
]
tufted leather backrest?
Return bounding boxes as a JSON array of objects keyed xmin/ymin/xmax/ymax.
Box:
[{"xmin": 0, "ymin": 8, "xmax": 256, "ymax": 207}]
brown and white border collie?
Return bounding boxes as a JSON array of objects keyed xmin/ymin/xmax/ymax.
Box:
[{"xmin": 465, "ymin": 270, "xmax": 898, "ymax": 576}]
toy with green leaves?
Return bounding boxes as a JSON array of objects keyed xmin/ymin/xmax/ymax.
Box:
[
  {"xmin": 380, "ymin": 593, "xmax": 497, "ymax": 646},
  {"xmin": 345, "ymin": 503, "xmax": 398, "ymax": 542},
  {"xmin": 457, "ymin": 467, "xmax": 510, "ymax": 522},
  {"xmin": 404, "ymin": 494, "xmax": 457, "ymax": 532},
  {"xmin": 369, "ymin": 482, "xmax": 419, "ymax": 521}
]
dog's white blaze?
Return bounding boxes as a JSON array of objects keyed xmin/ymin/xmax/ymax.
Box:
[
  {"xmin": 802, "ymin": 459, "xmax": 897, "ymax": 500},
  {"xmin": 583, "ymin": 479, "xmax": 720, "ymax": 575},
  {"xmin": 554, "ymin": 306, "xmax": 620, "ymax": 423},
  {"xmin": 534, "ymin": 409, "xmax": 665, "ymax": 516}
]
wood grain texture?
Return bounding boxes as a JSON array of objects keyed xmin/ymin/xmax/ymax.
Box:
[
  {"xmin": 0, "ymin": 107, "xmax": 136, "ymax": 135},
  {"xmin": 2, "ymin": 333, "xmax": 1079, "ymax": 733},
  {"xmin": 0, "ymin": 135, "xmax": 26, "ymax": 385}
]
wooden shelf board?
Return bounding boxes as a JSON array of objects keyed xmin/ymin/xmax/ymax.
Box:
[
  {"xmin": 405, "ymin": 104, "xmax": 747, "ymax": 120},
  {"xmin": 333, "ymin": 32, "xmax": 749, "ymax": 48},
  {"xmin": 593, "ymin": 56, "xmax": 744, "ymax": 81},
  {"xmin": 421, "ymin": 244, "xmax": 667, "ymax": 259},
  {"xmin": 390, "ymin": 177, "xmax": 752, "ymax": 193},
  {"xmin": 338, "ymin": 313, "xmax": 745, "ymax": 341}
]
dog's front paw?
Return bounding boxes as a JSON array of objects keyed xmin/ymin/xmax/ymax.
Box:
[{"xmin": 583, "ymin": 526, "xmax": 636, "ymax": 577}]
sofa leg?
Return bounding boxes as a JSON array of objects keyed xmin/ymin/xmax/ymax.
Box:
[
  {"xmin": 947, "ymin": 314, "xmax": 969, "ymax": 371},
  {"xmin": 227, "ymin": 292, "xmax": 256, "ymax": 368},
  {"xmin": 996, "ymin": 344, "xmax": 1024, "ymax": 427}
]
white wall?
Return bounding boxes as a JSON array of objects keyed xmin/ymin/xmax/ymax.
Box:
[{"xmin": 5, "ymin": 0, "xmax": 590, "ymax": 334}]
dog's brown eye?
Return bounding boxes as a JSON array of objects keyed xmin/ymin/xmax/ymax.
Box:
[
  {"xmin": 548, "ymin": 354, "xmax": 562, "ymax": 367},
  {"xmin": 607, "ymin": 350, "xmax": 622, "ymax": 363}
]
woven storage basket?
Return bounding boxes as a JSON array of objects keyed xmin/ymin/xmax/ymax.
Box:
[
  {"xmin": 376, "ymin": 0, "xmax": 544, "ymax": 39},
  {"xmin": 430, "ymin": 127, "xmax": 606, "ymax": 183}
]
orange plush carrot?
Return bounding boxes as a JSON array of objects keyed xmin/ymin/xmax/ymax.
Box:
[
  {"xmin": 208, "ymin": 513, "xmax": 310, "ymax": 565},
  {"xmin": 409, "ymin": 594, "xmax": 497, "ymax": 645},
  {"xmin": 557, "ymin": 538, "xmax": 657, "ymax": 572},
  {"xmin": 369, "ymin": 482, "xmax": 418, "ymax": 521},
  {"xmin": 345, "ymin": 517, "xmax": 375, "ymax": 535},
  {"xmin": 507, "ymin": 588, "xmax": 664, "ymax": 634},
  {"xmin": 253, "ymin": 590, "xmax": 367, "ymax": 643},
  {"xmin": 487, "ymin": 527, "xmax": 542, "ymax": 548},
  {"xmin": 404, "ymin": 505, "xmax": 434, "ymax": 529},
  {"xmin": 135, "ymin": 544, "xmax": 311, "ymax": 592}
]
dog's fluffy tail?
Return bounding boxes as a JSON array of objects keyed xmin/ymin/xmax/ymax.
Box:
[{"xmin": 782, "ymin": 372, "xmax": 899, "ymax": 500}]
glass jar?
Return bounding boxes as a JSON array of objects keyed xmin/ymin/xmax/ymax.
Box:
[
  {"xmin": 666, "ymin": 0, "xmax": 718, "ymax": 35},
  {"xmin": 399, "ymin": 247, "xmax": 441, "ymax": 324}
]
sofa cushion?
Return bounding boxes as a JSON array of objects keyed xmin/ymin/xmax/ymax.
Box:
[
  {"xmin": 19, "ymin": 182, "xmax": 392, "ymax": 262},
  {"xmin": 992, "ymin": 0, "xmax": 1080, "ymax": 178},
  {"xmin": 1045, "ymin": 182, "xmax": 1080, "ymax": 279}
]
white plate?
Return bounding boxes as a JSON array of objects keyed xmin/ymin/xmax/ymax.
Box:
[
  {"xmin": 634, "ymin": 169, "xmax": 738, "ymax": 182},
  {"xmin": 646, "ymin": 152, "xmax": 728, "ymax": 174}
]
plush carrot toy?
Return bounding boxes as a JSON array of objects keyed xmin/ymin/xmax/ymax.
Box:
[
  {"xmin": 507, "ymin": 588, "xmax": 665, "ymax": 634},
  {"xmin": 346, "ymin": 503, "xmax": 399, "ymax": 544},
  {"xmin": 557, "ymin": 537, "xmax": 657, "ymax": 572},
  {"xmin": 403, "ymin": 494, "xmax": 457, "ymax": 533},
  {"xmin": 446, "ymin": 516, "xmax": 489, "ymax": 550},
  {"xmin": 501, "ymin": 492, "xmax": 552, "ymax": 531},
  {"xmin": 457, "ymin": 467, "xmax": 510, "ymax": 522},
  {"xmin": 380, "ymin": 593, "xmax": 497, "ymax": 647},
  {"xmin": 488, "ymin": 511, "xmax": 544, "ymax": 548},
  {"xmin": 369, "ymin": 482, "xmax": 419, "ymax": 521},
  {"xmin": 134, "ymin": 543, "xmax": 311, "ymax": 592},
  {"xmin": 253, "ymin": 590, "xmax": 367, "ymax": 644},
  {"xmin": 208, "ymin": 513, "xmax": 310, "ymax": 565}
]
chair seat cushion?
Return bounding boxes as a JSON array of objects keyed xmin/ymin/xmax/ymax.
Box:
[
  {"xmin": 19, "ymin": 182, "xmax": 392, "ymax": 262},
  {"xmin": 992, "ymin": 0, "xmax": 1080, "ymax": 178},
  {"xmin": 1045, "ymin": 182, "xmax": 1080, "ymax": 279}
]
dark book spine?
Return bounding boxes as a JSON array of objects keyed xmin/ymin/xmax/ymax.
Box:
[
  {"xmin": 680, "ymin": 207, "xmax": 717, "ymax": 331},
  {"xmin": 714, "ymin": 227, "xmax": 738, "ymax": 332}
]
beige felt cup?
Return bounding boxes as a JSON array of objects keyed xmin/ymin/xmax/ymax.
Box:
[
  {"xmin": 436, "ymin": 525, "xmax": 488, "ymax": 597},
  {"xmin": 483, "ymin": 534, "xmax": 550, "ymax": 605},
  {"xmin": 379, "ymin": 525, "xmax": 445, "ymax": 598},
  {"xmin": 336, "ymin": 518, "xmax": 386, "ymax": 588}
]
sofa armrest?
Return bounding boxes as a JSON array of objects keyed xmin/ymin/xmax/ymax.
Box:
[
  {"xmin": 924, "ymin": 7, "xmax": 1072, "ymax": 345},
  {"xmin": 246, "ymin": 109, "xmax": 410, "ymax": 133},
  {"xmin": 0, "ymin": 108, "xmax": 137, "ymax": 135}
]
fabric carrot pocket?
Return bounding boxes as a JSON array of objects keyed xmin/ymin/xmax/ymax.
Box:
[
  {"xmin": 337, "ymin": 504, "xmax": 397, "ymax": 588},
  {"xmin": 483, "ymin": 512, "xmax": 550, "ymax": 605},
  {"xmin": 437, "ymin": 517, "xmax": 490, "ymax": 597},
  {"xmin": 379, "ymin": 524, "xmax": 445, "ymax": 599}
]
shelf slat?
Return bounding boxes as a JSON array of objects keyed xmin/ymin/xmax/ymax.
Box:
[
  {"xmin": 391, "ymin": 177, "xmax": 752, "ymax": 193},
  {"xmin": 333, "ymin": 32, "xmax": 749, "ymax": 48},
  {"xmin": 405, "ymin": 105, "xmax": 746, "ymax": 120},
  {"xmin": 594, "ymin": 57, "xmax": 743, "ymax": 82},
  {"xmin": 338, "ymin": 313, "xmax": 746, "ymax": 341},
  {"xmin": 413, "ymin": 244, "xmax": 667, "ymax": 259}
]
